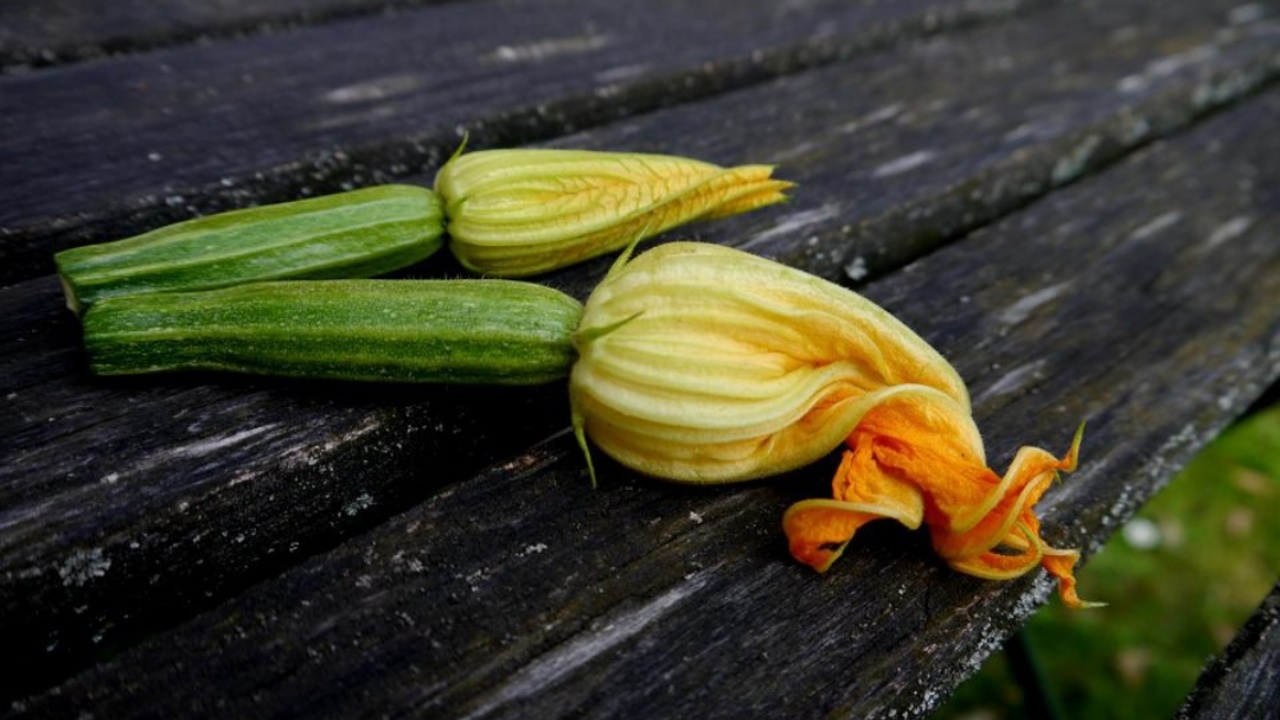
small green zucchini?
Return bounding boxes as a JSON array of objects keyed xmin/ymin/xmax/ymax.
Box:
[
  {"xmin": 82, "ymin": 279, "xmax": 584, "ymax": 385},
  {"xmin": 55, "ymin": 185, "xmax": 445, "ymax": 314}
]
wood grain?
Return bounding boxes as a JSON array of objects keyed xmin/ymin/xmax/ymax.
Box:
[
  {"xmin": 3, "ymin": 0, "xmax": 1277, "ymax": 702},
  {"xmin": 0, "ymin": 0, "xmax": 1054, "ymax": 285},
  {"xmin": 10, "ymin": 82, "xmax": 1278, "ymax": 720},
  {"xmin": 0, "ymin": 0, "xmax": 459, "ymax": 71}
]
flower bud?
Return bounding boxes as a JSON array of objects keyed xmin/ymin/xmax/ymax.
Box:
[
  {"xmin": 570, "ymin": 241, "xmax": 1093, "ymax": 607},
  {"xmin": 569, "ymin": 241, "xmax": 969, "ymax": 483},
  {"xmin": 435, "ymin": 149, "xmax": 792, "ymax": 277}
]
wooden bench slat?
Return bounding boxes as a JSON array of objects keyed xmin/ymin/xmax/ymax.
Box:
[
  {"xmin": 11, "ymin": 82, "xmax": 1278, "ymax": 720},
  {"xmin": 0, "ymin": 0, "xmax": 456, "ymax": 72},
  {"xmin": 1176, "ymin": 581, "xmax": 1280, "ymax": 719},
  {"xmin": 542, "ymin": 1, "xmax": 1280, "ymax": 286},
  {"xmin": 4, "ymin": 0, "xmax": 1276, "ymax": 702},
  {"xmin": 0, "ymin": 0, "xmax": 1039, "ymax": 285}
]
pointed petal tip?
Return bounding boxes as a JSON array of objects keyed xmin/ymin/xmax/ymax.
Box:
[
  {"xmin": 1062, "ymin": 421, "xmax": 1086, "ymax": 473},
  {"xmin": 782, "ymin": 500, "xmax": 862, "ymax": 573},
  {"xmin": 789, "ymin": 540, "xmax": 844, "ymax": 574},
  {"xmin": 1041, "ymin": 545, "xmax": 1102, "ymax": 609}
]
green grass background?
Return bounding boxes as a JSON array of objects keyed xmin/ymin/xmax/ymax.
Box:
[{"xmin": 935, "ymin": 402, "xmax": 1280, "ymax": 720}]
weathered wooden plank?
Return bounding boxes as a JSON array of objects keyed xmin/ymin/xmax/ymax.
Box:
[
  {"xmin": 0, "ymin": 0, "xmax": 1053, "ymax": 285},
  {"xmin": 545, "ymin": 1, "xmax": 1280, "ymax": 285},
  {"xmin": 10, "ymin": 81, "xmax": 1278, "ymax": 720},
  {"xmin": 0, "ymin": 0, "xmax": 456, "ymax": 72},
  {"xmin": 3, "ymin": 0, "xmax": 1276, "ymax": 702},
  {"xmin": 1176, "ymin": 581, "xmax": 1280, "ymax": 719}
]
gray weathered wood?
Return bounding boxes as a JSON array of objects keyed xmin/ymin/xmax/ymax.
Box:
[
  {"xmin": 3, "ymin": 0, "xmax": 1276, "ymax": 703},
  {"xmin": 0, "ymin": 0, "xmax": 456, "ymax": 72},
  {"xmin": 545, "ymin": 0, "xmax": 1280, "ymax": 285},
  {"xmin": 1176, "ymin": 581, "xmax": 1280, "ymax": 720},
  {"xmin": 8, "ymin": 74, "xmax": 1278, "ymax": 720},
  {"xmin": 0, "ymin": 0, "xmax": 1055, "ymax": 285}
]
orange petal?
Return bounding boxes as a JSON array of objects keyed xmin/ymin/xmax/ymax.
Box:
[
  {"xmin": 930, "ymin": 468, "xmax": 1054, "ymax": 561},
  {"xmin": 947, "ymin": 521, "xmax": 1100, "ymax": 608},
  {"xmin": 783, "ymin": 444, "xmax": 924, "ymax": 572},
  {"xmin": 846, "ymin": 392, "xmax": 992, "ymax": 529},
  {"xmin": 854, "ymin": 399, "xmax": 1084, "ymax": 542},
  {"xmin": 788, "ymin": 385, "xmax": 1096, "ymax": 607},
  {"xmin": 1041, "ymin": 545, "xmax": 1105, "ymax": 609},
  {"xmin": 948, "ymin": 425, "xmax": 1084, "ymax": 534},
  {"xmin": 832, "ymin": 426, "xmax": 930, "ymax": 512},
  {"xmin": 783, "ymin": 499, "xmax": 894, "ymax": 572},
  {"xmin": 946, "ymin": 541, "xmax": 1044, "ymax": 581}
]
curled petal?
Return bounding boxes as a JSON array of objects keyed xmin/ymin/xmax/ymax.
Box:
[
  {"xmin": 945, "ymin": 523, "xmax": 1045, "ymax": 581},
  {"xmin": 957, "ymin": 424, "xmax": 1083, "ymax": 533},
  {"xmin": 930, "ymin": 477, "xmax": 1050, "ymax": 562},
  {"xmin": 930, "ymin": 427, "xmax": 1083, "ymax": 560},
  {"xmin": 784, "ymin": 382, "xmax": 1094, "ymax": 607},
  {"xmin": 784, "ymin": 439, "xmax": 925, "ymax": 572},
  {"xmin": 952, "ymin": 521, "xmax": 1100, "ymax": 609},
  {"xmin": 1041, "ymin": 546, "xmax": 1105, "ymax": 610},
  {"xmin": 783, "ymin": 499, "xmax": 918, "ymax": 573}
]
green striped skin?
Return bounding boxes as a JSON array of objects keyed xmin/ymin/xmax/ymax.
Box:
[
  {"xmin": 82, "ymin": 280, "xmax": 584, "ymax": 385},
  {"xmin": 55, "ymin": 185, "xmax": 445, "ymax": 314}
]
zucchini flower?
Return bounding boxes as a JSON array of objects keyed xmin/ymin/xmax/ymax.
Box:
[
  {"xmin": 434, "ymin": 148, "xmax": 792, "ymax": 277},
  {"xmin": 570, "ymin": 242, "xmax": 1094, "ymax": 607}
]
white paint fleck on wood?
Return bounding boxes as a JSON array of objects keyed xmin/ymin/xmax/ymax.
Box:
[
  {"xmin": 594, "ymin": 64, "xmax": 650, "ymax": 84},
  {"xmin": 59, "ymin": 548, "xmax": 111, "ymax": 587},
  {"xmin": 488, "ymin": 34, "xmax": 611, "ymax": 64},
  {"xmin": 1051, "ymin": 135, "xmax": 1101, "ymax": 184},
  {"xmin": 167, "ymin": 425, "xmax": 277, "ymax": 459},
  {"xmin": 844, "ymin": 255, "xmax": 868, "ymax": 282},
  {"xmin": 462, "ymin": 573, "xmax": 711, "ymax": 719},
  {"xmin": 838, "ymin": 103, "xmax": 903, "ymax": 134},
  {"xmin": 871, "ymin": 150, "xmax": 936, "ymax": 178},
  {"xmin": 1205, "ymin": 215, "xmax": 1253, "ymax": 248},
  {"xmin": 739, "ymin": 205, "xmax": 840, "ymax": 250},
  {"xmin": 974, "ymin": 359, "xmax": 1046, "ymax": 403},
  {"xmin": 1128, "ymin": 211, "xmax": 1183, "ymax": 241},
  {"xmin": 324, "ymin": 74, "xmax": 424, "ymax": 103},
  {"xmin": 997, "ymin": 282, "xmax": 1072, "ymax": 325},
  {"xmin": 1228, "ymin": 4, "xmax": 1267, "ymax": 25},
  {"xmin": 1117, "ymin": 44, "xmax": 1219, "ymax": 94}
]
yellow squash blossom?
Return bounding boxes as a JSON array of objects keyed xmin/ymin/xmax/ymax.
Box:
[
  {"xmin": 570, "ymin": 241, "xmax": 1094, "ymax": 607},
  {"xmin": 435, "ymin": 148, "xmax": 792, "ymax": 277}
]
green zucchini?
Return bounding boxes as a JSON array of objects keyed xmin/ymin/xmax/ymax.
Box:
[
  {"xmin": 82, "ymin": 279, "xmax": 584, "ymax": 385},
  {"xmin": 55, "ymin": 185, "xmax": 445, "ymax": 314}
]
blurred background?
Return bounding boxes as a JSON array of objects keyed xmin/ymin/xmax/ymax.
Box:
[{"xmin": 935, "ymin": 399, "xmax": 1280, "ymax": 719}]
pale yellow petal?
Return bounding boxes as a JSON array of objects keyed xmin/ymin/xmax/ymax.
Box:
[{"xmin": 436, "ymin": 151, "xmax": 793, "ymax": 276}]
